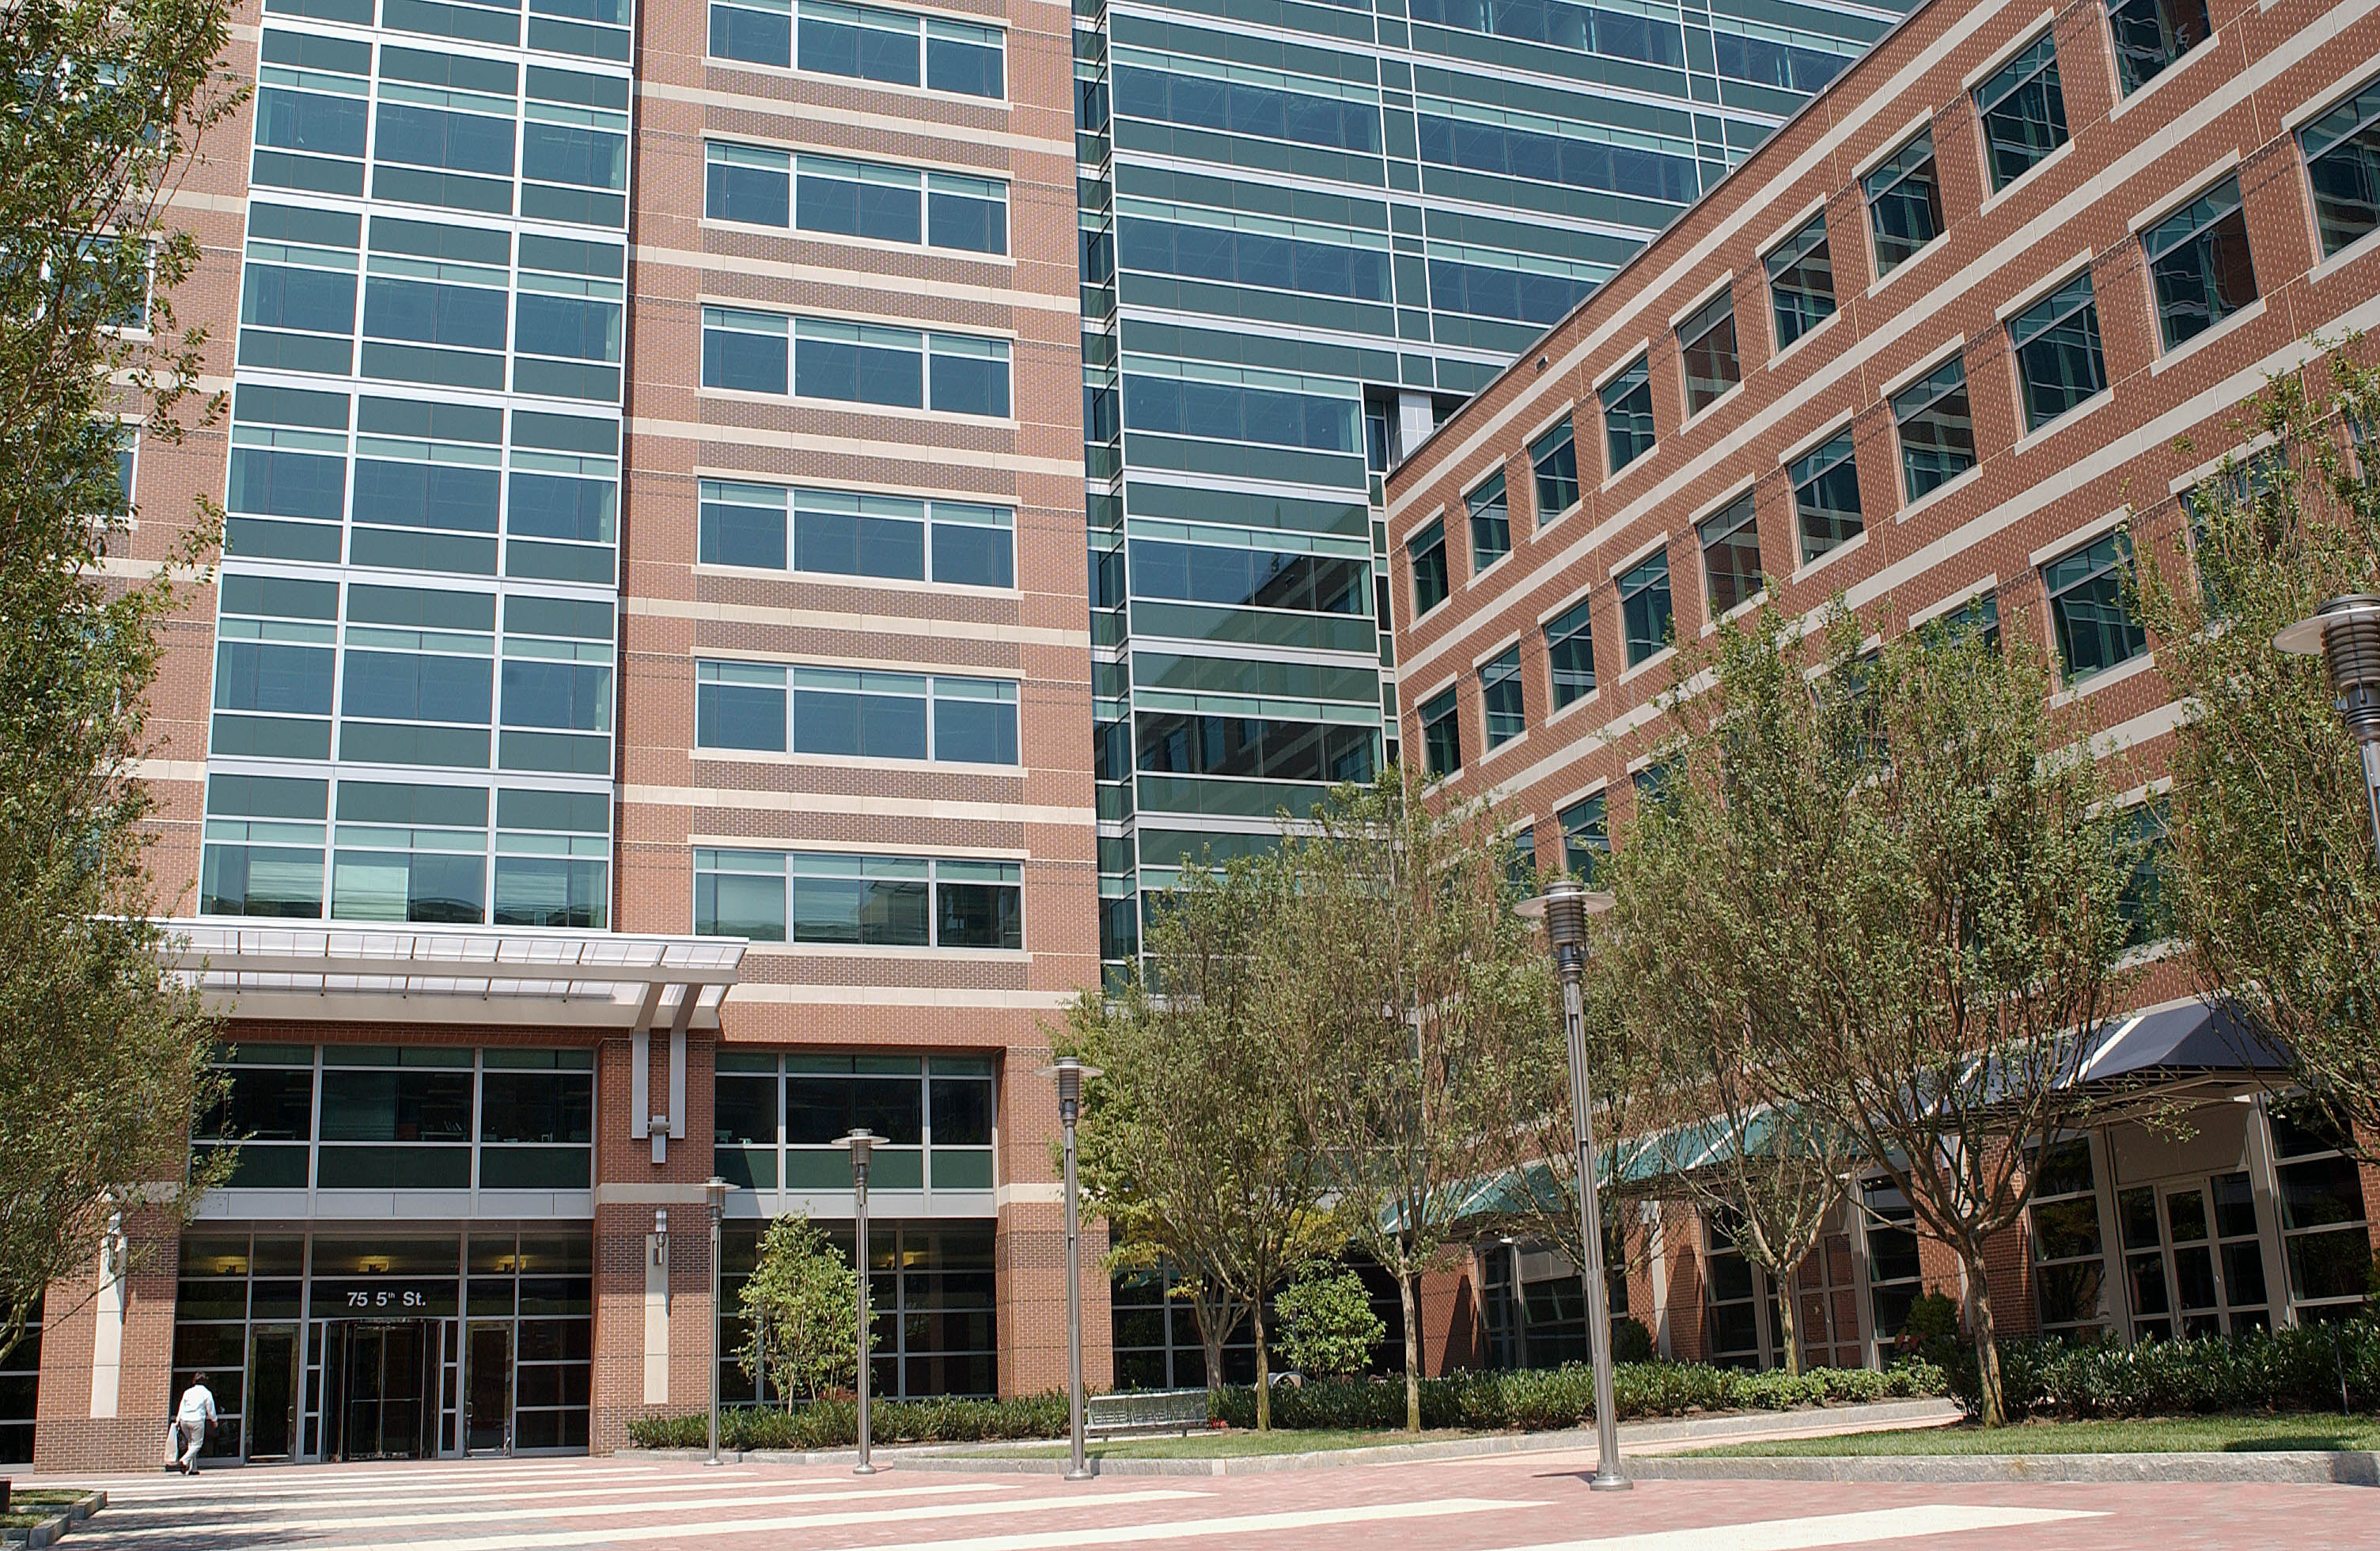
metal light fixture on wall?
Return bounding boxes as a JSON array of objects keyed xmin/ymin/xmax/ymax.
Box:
[
  {"xmin": 2276, "ymin": 593, "xmax": 2380, "ymax": 870},
  {"xmin": 1516, "ymin": 878, "xmax": 1632, "ymax": 1492}
]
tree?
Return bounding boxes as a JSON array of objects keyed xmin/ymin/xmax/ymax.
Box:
[
  {"xmin": 0, "ymin": 0, "xmax": 241, "ymax": 1361},
  {"xmin": 1586, "ymin": 622, "xmax": 1869, "ymax": 1375},
  {"xmin": 737, "ymin": 1212, "xmax": 868, "ymax": 1405},
  {"xmin": 1753, "ymin": 609, "xmax": 2134, "ymax": 1425},
  {"xmin": 1272, "ymin": 1261, "xmax": 1385, "ymax": 1380},
  {"xmin": 1278, "ymin": 765, "xmax": 1557, "ymax": 1432},
  {"xmin": 1061, "ymin": 857, "xmax": 1343, "ymax": 1429},
  {"xmin": 2131, "ymin": 344, "xmax": 2380, "ymax": 1156}
]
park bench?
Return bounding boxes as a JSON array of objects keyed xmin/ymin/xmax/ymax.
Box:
[{"xmin": 1084, "ymin": 1388, "xmax": 1209, "ymax": 1439}]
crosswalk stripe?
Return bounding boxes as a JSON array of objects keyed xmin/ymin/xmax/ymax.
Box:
[
  {"xmin": 87, "ymin": 1480, "xmax": 1020, "ymax": 1539},
  {"xmin": 77, "ymin": 1465, "xmax": 670, "ymax": 1496},
  {"xmin": 1480, "ymin": 1505, "xmax": 2105, "ymax": 1551},
  {"xmin": 186, "ymin": 1486, "xmax": 1214, "ymax": 1551},
  {"xmin": 87, "ymin": 1471, "xmax": 907, "ymax": 1515},
  {"xmin": 798, "ymin": 1495, "xmax": 1548, "ymax": 1551}
]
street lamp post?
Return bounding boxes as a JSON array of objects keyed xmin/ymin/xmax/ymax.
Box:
[
  {"xmin": 1040, "ymin": 1056, "xmax": 1104, "ymax": 1481},
  {"xmin": 703, "ymin": 1176, "xmax": 731, "ymax": 1467},
  {"xmin": 2276, "ymin": 593, "xmax": 2380, "ymax": 872},
  {"xmin": 836, "ymin": 1128, "xmax": 881, "ymax": 1476},
  {"xmin": 1517, "ymin": 878, "xmax": 1632, "ymax": 1492}
]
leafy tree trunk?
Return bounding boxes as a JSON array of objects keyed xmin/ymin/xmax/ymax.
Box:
[
  {"xmin": 1965, "ymin": 1252, "xmax": 2006, "ymax": 1427},
  {"xmin": 1196, "ymin": 1298, "xmax": 1228, "ymax": 1400},
  {"xmin": 1251, "ymin": 1299, "xmax": 1271, "ymax": 1431},
  {"xmin": 1773, "ymin": 1265, "xmax": 1801, "ymax": 1378},
  {"xmin": 1398, "ymin": 1271, "xmax": 1422, "ymax": 1433}
]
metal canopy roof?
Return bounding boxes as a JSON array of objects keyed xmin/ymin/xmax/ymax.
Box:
[{"xmin": 161, "ymin": 920, "xmax": 747, "ymax": 1030}]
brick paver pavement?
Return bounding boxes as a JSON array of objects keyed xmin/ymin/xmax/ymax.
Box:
[{"xmin": 44, "ymin": 1447, "xmax": 2378, "ymax": 1549}]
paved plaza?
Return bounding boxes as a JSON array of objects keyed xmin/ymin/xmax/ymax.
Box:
[{"xmin": 45, "ymin": 1448, "xmax": 2378, "ymax": 1551}]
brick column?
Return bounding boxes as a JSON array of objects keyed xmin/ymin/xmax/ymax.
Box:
[
  {"xmin": 994, "ymin": 1056, "xmax": 1110, "ymax": 1398},
  {"xmin": 33, "ymin": 1211, "xmax": 180, "ymax": 1473}
]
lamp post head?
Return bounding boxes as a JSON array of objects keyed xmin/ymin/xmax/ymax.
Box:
[
  {"xmin": 1038, "ymin": 1056, "xmax": 1104, "ymax": 1121},
  {"xmin": 836, "ymin": 1128, "xmax": 881, "ymax": 1177},
  {"xmin": 702, "ymin": 1176, "xmax": 731, "ymax": 1215},
  {"xmin": 2277, "ymin": 594, "xmax": 2380, "ymax": 745},
  {"xmin": 1517, "ymin": 878, "xmax": 1616, "ymax": 973}
]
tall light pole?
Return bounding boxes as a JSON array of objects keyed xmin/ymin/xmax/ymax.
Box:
[
  {"xmin": 836, "ymin": 1128, "xmax": 881, "ymax": 1476},
  {"xmin": 703, "ymin": 1175, "xmax": 730, "ymax": 1467},
  {"xmin": 1517, "ymin": 878, "xmax": 1632, "ymax": 1492},
  {"xmin": 1040, "ymin": 1056, "xmax": 1103, "ymax": 1481},
  {"xmin": 2276, "ymin": 593, "xmax": 2380, "ymax": 871}
]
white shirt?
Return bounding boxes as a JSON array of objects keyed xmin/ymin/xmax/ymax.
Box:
[{"xmin": 175, "ymin": 1384, "xmax": 217, "ymax": 1427}]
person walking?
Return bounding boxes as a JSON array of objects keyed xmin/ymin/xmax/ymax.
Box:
[{"xmin": 171, "ymin": 1374, "xmax": 217, "ymax": 1475}]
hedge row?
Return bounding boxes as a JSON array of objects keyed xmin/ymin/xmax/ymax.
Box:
[
  {"xmin": 625, "ymin": 1393, "xmax": 1071, "ymax": 1451},
  {"xmin": 1957, "ymin": 1322, "xmax": 2380, "ymax": 1420},
  {"xmin": 1211, "ymin": 1359, "xmax": 1945, "ymax": 1432}
]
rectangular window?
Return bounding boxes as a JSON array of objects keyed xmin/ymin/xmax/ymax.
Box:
[
  {"xmin": 1467, "ymin": 471, "xmax": 1510, "ymax": 573},
  {"xmin": 252, "ymin": 30, "xmax": 372, "ymax": 198},
  {"xmin": 1790, "ymin": 434, "xmax": 1863, "ymax": 562},
  {"xmin": 2143, "ymin": 177, "xmax": 2255, "ymax": 351},
  {"xmin": 2117, "ymin": 802, "xmax": 2172, "ymax": 947},
  {"xmin": 2028, "ymin": 1137, "xmax": 2107, "ymax": 1336},
  {"xmin": 1891, "ymin": 358, "xmax": 1976, "ymax": 500},
  {"xmin": 1864, "ymin": 131, "xmax": 1942, "ymax": 276},
  {"xmin": 201, "ymin": 773, "xmax": 329, "ymax": 920},
  {"xmin": 1529, "ymin": 417, "xmax": 1580, "ymax": 521},
  {"xmin": 1558, "ymin": 792, "xmax": 1607, "ymax": 880},
  {"xmin": 1480, "ymin": 647, "xmax": 1523, "ymax": 749},
  {"xmin": 701, "ymin": 310, "xmax": 1009, "ymax": 416},
  {"xmin": 1127, "ymin": 538, "xmax": 1366, "ymax": 616},
  {"xmin": 2302, "ymin": 74, "xmax": 2380, "ymax": 258},
  {"xmin": 694, "ymin": 851, "xmax": 1021, "ymax": 948},
  {"xmin": 2042, "ymin": 531, "xmax": 2147, "ymax": 683},
  {"xmin": 1543, "ymin": 595, "xmax": 1595, "ymax": 708},
  {"xmin": 1697, "ymin": 491, "xmax": 1762, "ymax": 615},
  {"xmin": 2106, "ymin": 0, "xmax": 2209, "ymax": 96},
  {"xmin": 1419, "ymin": 687, "xmax": 1461, "ymax": 776},
  {"xmin": 1601, "ymin": 358, "xmax": 1654, "ymax": 473},
  {"xmin": 711, "ymin": 0, "xmax": 1004, "ymax": 99},
  {"xmin": 1677, "ymin": 289, "xmax": 1740, "ymax": 413},
  {"xmin": 1408, "ymin": 518, "xmax": 1450, "ymax": 615},
  {"xmin": 2008, "ymin": 272, "xmax": 2107, "ymax": 431},
  {"xmin": 1765, "ymin": 214, "xmax": 1835, "ymax": 347},
  {"xmin": 1975, "ymin": 33, "xmax": 2068, "ymax": 190},
  {"xmin": 1617, "ymin": 548, "xmax": 1673, "ymax": 666},
  {"xmin": 708, "ymin": 147, "xmax": 1005, "ymax": 255},
  {"xmin": 701, "ymin": 306, "xmax": 788, "ymax": 393},
  {"xmin": 695, "ymin": 662, "xmax": 1018, "ymax": 764},
  {"xmin": 2268, "ymin": 1103, "xmax": 2374, "ymax": 1318},
  {"xmin": 1135, "ymin": 714, "xmax": 1376, "ymax": 784},
  {"xmin": 698, "ymin": 483, "xmax": 1014, "ymax": 588}
]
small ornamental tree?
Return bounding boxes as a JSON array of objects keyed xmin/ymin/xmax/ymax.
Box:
[
  {"xmin": 1272, "ymin": 1262, "xmax": 1385, "ymax": 1381},
  {"xmin": 737, "ymin": 1212, "xmax": 869, "ymax": 1406}
]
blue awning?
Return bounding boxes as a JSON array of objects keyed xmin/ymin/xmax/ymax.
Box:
[{"xmin": 2072, "ymin": 1000, "xmax": 2288, "ymax": 1084}]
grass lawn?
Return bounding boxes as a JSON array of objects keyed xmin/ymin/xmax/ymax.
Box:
[
  {"xmin": 1688, "ymin": 1413, "xmax": 2380, "ymax": 1458},
  {"xmin": 968, "ymin": 1428, "xmax": 1473, "ymax": 1460}
]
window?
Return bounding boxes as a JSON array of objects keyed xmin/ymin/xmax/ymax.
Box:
[
  {"xmin": 1697, "ymin": 491, "xmax": 1762, "ymax": 615},
  {"xmin": 214, "ymin": 575, "xmax": 338, "ymax": 761},
  {"xmin": 714, "ymin": 1052, "xmax": 996, "ymax": 1196},
  {"xmin": 2106, "ymin": 0, "xmax": 2208, "ymax": 96},
  {"xmin": 1117, "ymin": 55, "xmax": 1384, "ymax": 156},
  {"xmin": 1480, "ymin": 647, "xmax": 1523, "ymax": 749},
  {"xmin": 695, "ymin": 851, "xmax": 1021, "ymax": 949},
  {"xmin": 493, "ymin": 787, "xmax": 610, "ymax": 929},
  {"xmin": 1415, "ymin": 100, "xmax": 1695, "ymax": 203},
  {"xmin": 694, "ymin": 663, "xmax": 1020, "ymax": 764},
  {"xmin": 1135, "ymin": 715, "xmax": 1376, "ymax": 784},
  {"xmin": 699, "ymin": 483, "xmax": 1014, "ymax": 588},
  {"xmin": 2008, "ymin": 272, "xmax": 2106, "ymax": 430},
  {"xmin": 522, "ymin": 66, "xmax": 631, "ymax": 229},
  {"xmin": 1128, "ymin": 538, "xmax": 1367, "ymax": 615},
  {"xmin": 1601, "ymin": 358, "xmax": 1654, "ymax": 473},
  {"xmin": 1405, "ymin": 0, "xmax": 1688, "ymax": 70},
  {"xmin": 1863, "ymin": 1177, "xmax": 1923, "ymax": 1341},
  {"xmin": 1891, "ymin": 358, "xmax": 1976, "ymax": 500},
  {"xmin": 1408, "ymin": 518, "xmax": 1450, "ymax": 615},
  {"xmin": 1864, "ymin": 131, "xmax": 1942, "ymax": 275},
  {"xmin": 1467, "ymin": 472, "xmax": 1510, "ymax": 573},
  {"xmin": 1974, "ymin": 33, "xmax": 2067, "ymax": 190},
  {"xmin": 1124, "ymin": 205, "xmax": 1392, "ymax": 304},
  {"xmin": 2042, "ymin": 531, "xmax": 2147, "ymax": 682},
  {"xmin": 1544, "ymin": 595, "xmax": 1595, "ymax": 708},
  {"xmin": 1558, "ymin": 793, "xmax": 1607, "ymax": 880},
  {"xmin": 1790, "ymin": 435, "xmax": 1863, "ymax": 562},
  {"xmin": 239, "ymin": 203, "xmax": 360, "ymax": 377},
  {"xmin": 2268, "ymin": 1102, "xmax": 2374, "ymax": 1320},
  {"xmin": 1765, "ymin": 214, "xmax": 1835, "ymax": 347},
  {"xmin": 700, "ymin": 310, "xmax": 1011, "ymax": 417},
  {"xmin": 1121, "ymin": 362, "xmax": 1359, "ymax": 453},
  {"xmin": 1938, "ymin": 590, "xmax": 2002, "ymax": 652},
  {"xmin": 2117, "ymin": 802, "xmax": 2172, "ymax": 947},
  {"xmin": 1530, "ymin": 418, "xmax": 1579, "ymax": 520},
  {"xmin": 252, "ymin": 29, "xmax": 371, "ymax": 199},
  {"xmin": 1617, "ymin": 548, "xmax": 1673, "ymax": 666},
  {"xmin": 1504, "ymin": 825, "xmax": 1539, "ymax": 895},
  {"xmin": 2027, "ymin": 1137, "xmax": 2106, "ymax": 1336},
  {"xmin": 2143, "ymin": 178, "xmax": 2255, "ymax": 351},
  {"xmin": 373, "ymin": 47, "xmax": 520, "ymax": 218},
  {"xmin": 1419, "ymin": 687, "xmax": 1461, "ymax": 776},
  {"xmin": 708, "ymin": 0, "xmax": 1005, "ymax": 99},
  {"xmin": 329, "ymin": 780, "xmax": 491, "ymax": 920},
  {"xmin": 201, "ymin": 773, "xmax": 328, "ymax": 920},
  {"xmin": 2302, "ymin": 74, "xmax": 2380, "ymax": 257},
  {"xmin": 704, "ymin": 144, "xmax": 1007, "ymax": 256},
  {"xmin": 1677, "ymin": 289, "xmax": 1739, "ymax": 413}
]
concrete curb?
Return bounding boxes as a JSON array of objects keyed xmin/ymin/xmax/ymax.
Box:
[
  {"xmin": 632, "ymin": 1397, "xmax": 1961, "ymax": 1475},
  {"xmin": 9, "ymin": 1490, "xmax": 105, "ymax": 1548},
  {"xmin": 1629, "ymin": 1450, "xmax": 2380, "ymax": 1486}
]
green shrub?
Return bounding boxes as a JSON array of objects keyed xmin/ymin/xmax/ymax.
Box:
[
  {"xmin": 1950, "ymin": 1323, "xmax": 2380, "ymax": 1421},
  {"xmin": 625, "ymin": 1393, "xmax": 1071, "ymax": 1451},
  {"xmin": 1612, "ymin": 1318, "xmax": 1655, "ymax": 1363}
]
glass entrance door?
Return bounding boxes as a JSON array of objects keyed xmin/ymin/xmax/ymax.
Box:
[
  {"xmin": 465, "ymin": 1322, "xmax": 513, "ymax": 1454},
  {"xmin": 247, "ymin": 1326, "xmax": 301, "ymax": 1461},
  {"xmin": 2119, "ymin": 1173, "xmax": 2272, "ymax": 1340},
  {"xmin": 331, "ymin": 1321, "xmax": 435, "ymax": 1460}
]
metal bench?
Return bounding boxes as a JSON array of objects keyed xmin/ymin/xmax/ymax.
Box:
[{"xmin": 1085, "ymin": 1388, "xmax": 1209, "ymax": 1439}]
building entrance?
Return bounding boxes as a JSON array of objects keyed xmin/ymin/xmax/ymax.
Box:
[{"xmin": 325, "ymin": 1320, "xmax": 438, "ymax": 1462}]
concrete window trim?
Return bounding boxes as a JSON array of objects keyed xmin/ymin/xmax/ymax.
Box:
[
  {"xmin": 1977, "ymin": 134, "xmax": 2078, "ymax": 219},
  {"xmin": 1905, "ymin": 571, "xmax": 2001, "ymax": 630},
  {"xmin": 2148, "ymin": 294, "xmax": 2267, "ymax": 376},
  {"xmin": 1790, "ymin": 524, "xmax": 1867, "ymax": 585},
  {"xmin": 2107, "ymin": 27, "xmax": 2225, "ymax": 121}
]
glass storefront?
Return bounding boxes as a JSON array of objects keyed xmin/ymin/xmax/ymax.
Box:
[
  {"xmin": 172, "ymin": 1228, "xmax": 591, "ymax": 1460},
  {"xmin": 719, "ymin": 1220, "xmax": 997, "ymax": 1401}
]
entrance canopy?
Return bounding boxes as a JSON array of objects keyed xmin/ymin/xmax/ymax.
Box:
[{"xmin": 161, "ymin": 920, "xmax": 745, "ymax": 1030}]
